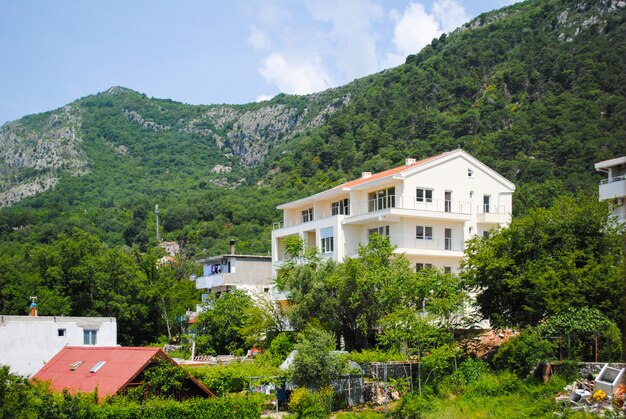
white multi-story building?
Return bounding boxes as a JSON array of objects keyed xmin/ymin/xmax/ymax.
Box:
[
  {"xmin": 271, "ymin": 149, "xmax": 515, "ymax": 274},
  {"xmin": 0, "ymin": 315, "xmax": 117, "ymax": 377},
  {"xmin": 595, "ymin": 156, "xmax": 626, "ymax": 223}
]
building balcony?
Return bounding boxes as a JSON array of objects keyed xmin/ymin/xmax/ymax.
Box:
[
  {"xmin": 195, "ymin": 273, "xmax": 234, "ymax": 290},
  {"xmin": 475, "ymin": 205, "xmax": 510, "ymax": 225},
  {"xmin": 273, "ymin": 196, "xmax": 474, "ymax": 230},
  {"xmin": 345, "ymin": 234, "xmax": 465, "ymax": 258},
  {"xmin": 599, "ymin": 176, "xmax": 626, "ymax": 201}
]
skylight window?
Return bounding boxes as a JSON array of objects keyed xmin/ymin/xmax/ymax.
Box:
[
  {"xmin": 69, "ymin": 361, "xmax": 83, "ymax": 370},
  {"xmin": 90, "ymin": 361, "xmax": 106, "ymax": 373}
]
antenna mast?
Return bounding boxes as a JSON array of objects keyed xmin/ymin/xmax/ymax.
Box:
[{"xmin": 154, "ymin": 205, "xmax": 160, "ymax": 241}]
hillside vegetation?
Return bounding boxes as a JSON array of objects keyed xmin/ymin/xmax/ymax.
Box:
[{"xmin": 0, "ymin": 0, "xmax": 623, "ymax": 335}]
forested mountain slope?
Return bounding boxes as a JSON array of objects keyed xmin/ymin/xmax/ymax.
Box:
[{"xmin": 0, "ymin": 0, "xmax": 624, "ymax": 258}]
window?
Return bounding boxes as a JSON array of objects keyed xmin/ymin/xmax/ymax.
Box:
[
  {"xmin": 445, "ymin": 228, "xmax": 452, "ymax": 250},
  {"xmin": 483, "ymin": 195, "xmax": 491, "ymax": 213},
  {"xmin": 468, "ymin": 168, "xmax": 474, "ymax": 178},
  {"xmin": 58, "ymin": 328, "xmax": 66, "ymax": 337},
  {"xmin": 302, "ymin": 208, "xmax": 314, "ymax": 223},
  {"xmin": 331, "ymin": 199, "xmax": 350, "ymax": 215},
  {"xmin": 90, "ymin": 361, "xmax": 106, "ymax": 373},
  {"xmin": 368, "ymin": 187, "xmax": 395, "ymax": 212},
  {"xmin": 483, "ymin": 230, "xmax": 490, "ymax": 239},
  {"xmin": 416, "ymin": 188, "xmax": 433, "ymax": 203},
  {"xmin": 444, "ymin": 191, "xmax": 452, "ymax": 212},
  {"xmin": 444, "ymin": 266, "xmax": 451, "ymax": 273},
  {"xmin": 469, "ymin": 226, "xmax": 473, "ymax": 234},
  {"xmin": 321, "ymin": 236, "xmax": 334, "ymax": 253},
  {"xmin": 416, "ymin": 226, "xmax": 433, "ymax": 240},
  {"xmin": 83, "ymin": 330, "xmax": 97, "ymax": 345},
  {"xmin": 416, "ymin": 263, "xmax": 433, "ymax": 272},
  {"xmin": 469, "ymin": 190, "xmax": 474, "ymax": 199},
  {"xmin": 368, "ymin": 225, "xmax": 389, "ymax": 240},
  {"xmin": 263, "ymin": 287, "xmax": 270, "ymax": 293}
]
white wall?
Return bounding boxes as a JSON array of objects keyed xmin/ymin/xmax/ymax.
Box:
[{"xmin": 0, "ymin": 316, "xmax": 117, "ymax": 377}]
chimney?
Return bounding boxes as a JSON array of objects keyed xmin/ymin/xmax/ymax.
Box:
[
  {"xmin": 230, "ymin": 239, "xmax": 236, "ymax": 255},
  {"xmin": 29, "ymin": 296, "xmax": 37, "ymax": 317},
  {"xmin": 405, "ymin": 158, "xmax": 417, "ymax": 166},
  {"xmin": 361, "ymin": 172, "xmax": 372, "ymax": 179}
]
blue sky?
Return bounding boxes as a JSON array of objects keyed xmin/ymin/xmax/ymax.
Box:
[{"xmin": 0, "ymin": 0, "xmax": 518, "ymax": 125}]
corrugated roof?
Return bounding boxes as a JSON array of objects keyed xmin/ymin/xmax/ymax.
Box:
[
  {"xmin": 331, "ymin": 151, "xmax": 454, "ymax": 190},
  {"xmin": 32, "ymin": 346, "xmax": 213, "ymax": 399}
]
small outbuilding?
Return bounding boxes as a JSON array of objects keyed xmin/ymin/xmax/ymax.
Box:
[{"xmin": 32, "ymin": 346, "xmax": 214, "ymax": 400}]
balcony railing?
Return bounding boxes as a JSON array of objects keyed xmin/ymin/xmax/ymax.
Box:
[
  {"xmin": 273, "ymin": 196, "xmax": 474, "ymax": 229},
  {"xmin": 600, "ymin": 175, "xmax": 626, "ymax": 185},
  {"xmin": 476, "ymin": 205, "xmax": 507, "ymax": 214},
  {"xmin": 345, "ymin": 234, "xmax": 465, "ymax": 256},
  {"xmin": 350, "ymin": 196, "xmax": 472, "ymax": 217}
]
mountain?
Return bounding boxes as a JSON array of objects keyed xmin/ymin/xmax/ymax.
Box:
[{"xmin": 0, "ymin": 0, "xmax": 624, "ymax": 257}]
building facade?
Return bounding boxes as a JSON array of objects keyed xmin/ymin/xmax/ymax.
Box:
[
  {"xmin": 271, "ymin": 149, "xmax": 515, "ymax": 275},
  {"xmin": 595, "ymin": 156, "xmax": 626, "ymax": 223},
  {"xmin": 0, "ymin": 315, "xmax": 117, "ymax": 377}
]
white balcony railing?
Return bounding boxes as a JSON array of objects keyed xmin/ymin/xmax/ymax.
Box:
[
  {"xmin": 600, "ymin": 175, "xmax": 626, "ymax": 185},
  {"xmin": 195, "ymin": 274, "xmax": 225, "ymax": 290},
  {"xmin": 273, "ymin": 196, "xmax": 474, "ymax": 229},
  {"xmin": 345, "ymin": 234, "xmax": 465, "ymax": 256},
  {"xmin": 476, "ymin": 205, "xmax": 508, "ymax": 215}
]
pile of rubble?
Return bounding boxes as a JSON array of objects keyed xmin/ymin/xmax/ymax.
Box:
[{"xmin": 554, "ymin": 364, "xmax": 626, "ymax": 415}]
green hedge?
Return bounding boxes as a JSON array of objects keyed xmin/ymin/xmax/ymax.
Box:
[{"xmin": 95, "ymin": 394, "xmax": 264, "ymax": 418}]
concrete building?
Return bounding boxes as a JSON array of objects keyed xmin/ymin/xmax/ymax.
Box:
[
  {"xmin": 595, "ymin": 156, "xmax": 626, "ymax": 223},
  {"xmin": 0, "ymin": 315, "xmax": 117, "ymax": 377},
  {"xmin": 193, "ymin": 241, "xmax": 272, "ymax": 306},
  {"xmin": 271, "ymin": 149, "xmax": 515, "ymax": 275}
]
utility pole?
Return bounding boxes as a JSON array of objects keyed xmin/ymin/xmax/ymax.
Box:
[{"xmin": 154, "ymin": 204, "xmax": 160, "ymax": 241}]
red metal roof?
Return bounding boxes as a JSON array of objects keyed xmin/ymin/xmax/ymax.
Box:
[
  {"xmin": 32, "ymin": 346, "xmax": 212, "ymax": 399},
  {"xmin": 331, "ymin": 151, "xmax": 454, "ymax": 190}
]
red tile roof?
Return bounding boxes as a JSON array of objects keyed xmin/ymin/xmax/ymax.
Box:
[
  {"xmin": 32, "ymin": 346, "xmax": 212, "ymax": 399},
  {"xmin": 332, "ymin": 151, "xmax": 454, "ymax": 190}
]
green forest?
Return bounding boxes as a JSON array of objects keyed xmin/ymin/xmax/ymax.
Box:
[
  {"xmin": 0, "ymin": 0, "xmax": 623, "ymax": 359},
  {"xmin": 0, "ymin": 1, "xmax": 625, "ymax": 415}
]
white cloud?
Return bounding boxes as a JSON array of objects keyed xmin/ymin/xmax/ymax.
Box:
[
  {"xmin": 305, "ymin": 0, "xmax": 383, "ymax": 79},
  {"xmin": 391, "ymin": 2, "xmax": 440, "ymax": 57},
  {"xmin": 259, "ymin": 52, "xmax": 333, "ymax": 95},
  {"xmin": 432, "ymin": 0, "xmax": 470, "ymax": 33},
  {"xmin": 255, "ymin": 94, "xmax": 274, "ymax": 102},
  {"xmin": 247, "ymin": 27, "xmax": 271, "ymax": 50}
]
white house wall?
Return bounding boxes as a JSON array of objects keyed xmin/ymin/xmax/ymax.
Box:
[{"xmin": 0, "ymin": 316, "xmax": 117, "ymax": 377}]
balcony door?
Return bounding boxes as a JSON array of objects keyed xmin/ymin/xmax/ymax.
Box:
[{"xmin": 445, "ymin": 228, "xmax": 452, "ymax": 250}]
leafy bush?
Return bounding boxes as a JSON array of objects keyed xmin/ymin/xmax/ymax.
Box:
[
  {"xmin": 456, "ymin": 358, "xmax": 489, "ymax": 384},
  {"xmin": 346, "ymin": 349, "xmax": 407, "ymax": 364},
  {"xmin": 98, "ymin": 393, "xmax": 264, "ymax": 418},
  {"xmin": 291, "ymin": 326, "xmax": 345, "ymax": 389},
  {"xmin": 492, "ymin": 330, "xmax": 554, "ymax": 377},
  {"xmin": 466, "ymin": 371, "xmax": 522, "ymax": 397},
  {"xmin": 191, "ymin": 362, "xmax": 281, "ymax": 396},
  {"xmin": 288, "ymin": 386, "xmax": 333, "ymax": 419},
  {"xmin": 393, "ymin": 389, "xmax": 435, "ymax": 418}
]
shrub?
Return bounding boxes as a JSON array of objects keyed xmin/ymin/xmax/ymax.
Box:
[
  {"xmin": 457, "ymin": 358, "xmax": 489, "ymax": 384},
  {"xmin": 346, "ymin": 349, "xmax": 407, "ymax": 364},
  {"xmin": 191, "ymin": 362, "xmax": 281, "ymax": 396},
  {"xmin": 393, "ymin": 389, "xmax": 435, "ymax": 418},
  {"xmin": 467, "ymin": 371, "xmax": 522, "ymax": 397},
  {"xmin": 288, "ymin": 386, "xmax": 333, "ymax": 419},
  {"xmin": 492, "ymin": 330, "xmax": 554, "ymax": 377}
]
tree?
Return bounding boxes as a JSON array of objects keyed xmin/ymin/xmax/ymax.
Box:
[
  {"xmin": 330, "ymin": 234, "xmax": 416, "ymax": 349},
  {"xmin": 291, "ymin": 326, "xmax": 345, "ymax": 389},
  {"xmin": 461, "ymin": 194, "xmax": 624, "ymax": 329},
  {"xmin": 193, "ymin": 290, "xmax": 254, "ymax": 355}
]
